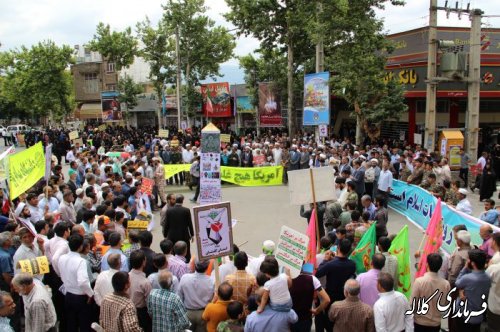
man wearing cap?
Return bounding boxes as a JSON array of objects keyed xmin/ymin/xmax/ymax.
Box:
[
  {"xmin": 455, "ymin": 188, "xmax": 473, "ymax": 215},
  {"xmin": 73, "ymin": 188, "xmax": 85, "ymax": 212},
  {"xmin": 247, "ymin": 240, "xmax": 275, "ymax": 276},
  {"xmin": 241, "ymin": 146, "xmax": 253, "ymax": 168},
  {"xmin": 13, "ymin": 228, "xmax": 44, "ymax": 281}
]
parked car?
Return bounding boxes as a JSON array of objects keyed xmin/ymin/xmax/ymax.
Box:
[{"xmin": 7, "ymin": 124, "xmax": 30, "ymax": 135}]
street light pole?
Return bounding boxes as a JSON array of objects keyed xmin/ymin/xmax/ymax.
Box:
[{"xmin": 175, "ymin": 26, "xmax": 182, "ymax": 130}]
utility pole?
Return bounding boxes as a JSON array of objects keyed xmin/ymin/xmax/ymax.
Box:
[
  {"xmin": 466, "ymin": 9, "xmax": 483, "ymax": 163},
  {"xmin": 315, "ymin": 2, "xmax": 324, "ymax": 73},
  {"xmin": 424, "ymin": 0, "xmax": 438, "ymax": 152},
  {"xmin": 175, "ymin": 26, "xmax": 182, "ymax": 130}
]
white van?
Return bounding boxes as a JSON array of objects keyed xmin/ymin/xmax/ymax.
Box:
[{"xmin": 7, "ymin": 124, "xmax": 30, "ymax": 135}]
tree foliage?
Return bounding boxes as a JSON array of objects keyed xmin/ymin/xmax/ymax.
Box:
[
  {"xmin": 162, "ymin": 0, "xmax": 235, "ymax": 119},
  {"xmin": 117, "ymin": 75, "xmax": 143, "ymax": 111},
  {"xmin": 88, "ymin": 22, "xmax": 138, "ymax": 70},
  {"xmin": 0, "ymin": 40, "xmax": 74, "ymax": 121}
]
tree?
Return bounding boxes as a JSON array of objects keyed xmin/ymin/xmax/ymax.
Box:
[
  {"xmin": 225, "ymin": 0, "xmax": 318, "ymax": 135},
  {"xmin": 136, "ymin": 18, "xmax": 176, "ymax": 125},
  {"xmin": 163, "ymin": 0, "xmax": 235, "ymax": 122},
  {"xmin": 1, "ymin": 41, "xmax": 74, "ymax": 122},
  {"xmin": 88, "ymin": 22, "xmax": 138, "ymax": 70},
  {"xmin": 117, "ymin": 75, "xmax": 144, "ymax": 127},
  {"xmin": 322, "ymin": 0, "xmax": 407, "ymax": 144}
]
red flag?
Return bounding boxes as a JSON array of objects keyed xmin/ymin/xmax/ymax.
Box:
[
  {"xmin": 415, "ymin": 198, "xmax": 444, "ymax": 278},
  {"xmin": 306, "ymin": 208, "xmax": 317, "ymax": 268}
]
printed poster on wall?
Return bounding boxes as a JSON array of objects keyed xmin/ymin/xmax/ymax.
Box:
[
  {"xmin": 101, "ymin": 91, "xmax": 122, "ymax": 121},
  {"xmin": 193, "ymin": 202, "xmax": 234, "ymax": 260},
  {"xmin": 200, "ymin": 123, "xmax": 222, "ymax": 204},
  {"xmin": 258, "ymin": 82, "xmax": 282, "ymax": 127},
  {"xmin": 303, "ymin": 72, "xmax": 330, "ymax": 126},
  {"xmin": 201, "ymin": 83, "xmax": 232, "ymax": 118}
]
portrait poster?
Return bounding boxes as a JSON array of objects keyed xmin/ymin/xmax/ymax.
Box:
[
  {"xmin": 201, "ymin": 83, "xmax": 232, "ymax": 118},
  {"xmin": 303, "ymin": 72, "xmax": 330, "ymax": 126},
  {"xmin": 193, "ymin": 202, "xmax": 233, "ymax": 260},
  {"xmin": 101, "ymin": 91, "xmax": 122, "ymax": 122},
  {"xmin": 258, "ymin": 82, "xmax": 282, "ymax": 127}
]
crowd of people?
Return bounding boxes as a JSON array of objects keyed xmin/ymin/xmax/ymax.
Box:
[{"xmin": 0, "ymin": 125, "xmax": 498, "ymax": 332}]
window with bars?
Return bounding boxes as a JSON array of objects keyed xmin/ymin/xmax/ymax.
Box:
[{"xmin": 106, "ymin": 62, "xmax": 115, "ymax": 73}]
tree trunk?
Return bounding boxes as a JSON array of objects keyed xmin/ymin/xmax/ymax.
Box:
[
  {"xmin": 287, "ymin": 41, "xmax": 295, "ymax": 137},
  {"xmin": 354, "ymin": 101, "xmax": 363, "ymax": 146}
]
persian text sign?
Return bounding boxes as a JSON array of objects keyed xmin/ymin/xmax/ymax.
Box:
[
  {"xmin": 140, "ymin": 178, "xmax": 154, "ymax": 196},
  {"xmin": 221, "ymin": 166, "xmax": 283, "ymax": 186},
  {"xmin": 303, "ymin": 72, "xmax": 330, "ymax": 125},
  {"xmin": 9, "ymin": 142, "xmax": 45, "ymax": 200},
  {"xmin": 19, "ymin": 256, "xmax": 50, "ymax": 275},
  {"xmin": 389, "ymin": 180, "xmax": 500, "ymax": 254},
  {"xmin": 275, "ymin": 226, "xmax": 309, "ymax": 278}
]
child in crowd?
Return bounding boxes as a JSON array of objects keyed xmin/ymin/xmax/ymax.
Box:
[
  {"xmin": 216, "ymin": 301, "xmax": 245, "ymax": 332},
  {"xmin": 257, "ymin": 256, "xmax": 292, "ymax": 313}
]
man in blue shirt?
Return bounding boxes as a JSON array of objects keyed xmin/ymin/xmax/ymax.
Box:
[
  {"xmin": 479, "ymin": 199, "xmax": 498, "ymax": 226},
  {"xmin": 0, "ymin": 232, "xmax": 13, "ymax": 290},
  {"xmin": 245, "ymin": 288, "xmax": 298, "ymax": 332},
  {"xmin": 361, "ymin": 195, "xmax": 377, "ymax": 220},
  {"xmin": 453, "ymin": 249, "xmax": 491, "ymax": 332}
]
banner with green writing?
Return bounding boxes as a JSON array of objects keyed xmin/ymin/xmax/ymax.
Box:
[
  {"xmin": 349, "ymin": 222, "xmax": 377, "ymax": 274},
  {"xmin": 389, "ymin": 225, "xmax": 412, "ymax": 298},
  {"xmin": 9, "ymin": 142, "xmax": 45, "ymax": 200}
]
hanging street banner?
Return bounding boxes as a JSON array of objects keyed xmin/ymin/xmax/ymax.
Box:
[
  {"xmin": 200, "ymin": 123, "xmax": 222, "ymax": 204},
  {"xmin": 303, "ymin": 72, "xmax": 330, "ymax": 126},
  {"xmin": 164, "ymin": 165, "xmax": 283, "ymax": 187},
  {"xmin": 389, "ymin": 180, "xmax": 500, "ymax": 254},
  {"xmin": 9, "ymin": 142, "xmax": 45, "ymax": 200},
  {"xmin": 201, "ymin": 83, "xmax": 232, "ymax": 118},
  {"xmin": 101, "ymin": 91, "xmax": 122, "ymax": 122},
  {"xmin": 258, "ymin": 82, "xmax": 282, "ymax": 127}
]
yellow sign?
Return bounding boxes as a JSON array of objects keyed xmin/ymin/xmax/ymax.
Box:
[
  {"xmin": 164, "ymin": 164, "xmax": 191, "ymax": 179},
  {"xmin": 221, "ymin": 166, "xmax": 283, "ymax": 186},
  {"xmin": 449, "ymin": 145, "xmax": 462, "ymax": 168},
  {"xmin": 158, "ymin": 129, "xmax": 169, "ymax": 138},
  {"xmin": 220, "ymin": 134, "xmax": 231, "ymax": 143},
  {"xmin": 69, "ymin": 131, "xmax": 79, "ymax": 140},
  {"xmin": 98, "ymin": 124, "xmax": 107, "ymax": 131},
  {"xmin": 164, "ymin": 165, "xmax": 283, "ymax": 186},
  {"xmin": 9, "ymin": 142, "xmax": 45, "ymax": 199},
  {"xmin": 127, "ymin": 219, "xmax": 149, "ymax": 229},
  {"xmin": 19, "ymin": 256, "xmax": 50, "ymax": 275}
]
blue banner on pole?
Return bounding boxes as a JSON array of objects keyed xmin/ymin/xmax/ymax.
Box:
[
  {"xmin": 303, "ymin": 72, "xmax": 330, "ymax": 126},
  {"xmin": 389, "ymin": 180, "xmax": 499, "ymax": 254}
]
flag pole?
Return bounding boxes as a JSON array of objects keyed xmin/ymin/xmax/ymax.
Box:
[{"xmin": 309, "ymin": 169, "xmax": 320, "ymax": 251}]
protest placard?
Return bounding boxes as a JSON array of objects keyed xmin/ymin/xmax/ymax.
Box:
[
  {"xmin": 275, "ymin": 226, "xmax": 309, "ymax": 278},
  {"xmin": 140, "ymin": 178, "xmax": 154, "ymax": 196},
  {"xmin": 18, "ymin": 256, "xmax": 50, "ymax": 275},
  {"xmin": 69, "ymin": 131, "xmax": 79, "ymax": 140},
  {"xmin": 73, "ymin": 138, "xmax": 84, "ymax": 146},
  {"xmin": 9, "ymin": 142, "xmax": 45, "ymax": 200},
  {"xmin": 193, "ymin": 202, "xmax": 233, "ymax": 260},
  {"xmin": 220, "ymin": 134, "xmax": 231, "ymax": 143},
  {"xmin": 98, "ymin": 124, "xmax": 107, "ymax": 131},
  {"xmin": 127, "ymin": 220, "xmax": 149, "ymax": 230},
  {"xmin": 158, "ymin": 129, "xmax": 169, "ymax": 138},
  {"xmin": 287, "ymin": 167, "xmax": 335, "ymax": 205}
]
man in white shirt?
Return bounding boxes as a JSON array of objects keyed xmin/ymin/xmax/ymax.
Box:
[
  {"xmin": 94, "ymin": 253, "xmax": 121, "ymax": 306},
  {"xmin": 373, "ymin": 272, "xmax": 414, "ymax": 332},
  {"xmin": 58, "ymin": 234, "xmax": 94, "ymax": 332},
  {"xmin": 13, "ymin": 228, "xmax": 44, "ymax": 281},
  {"xmin": 272, "ymin": 143, "xmax": 283, "ymax": 166},
  {"xmin": 377, "ymin": 160, "xmax": 393, "ymax": 206},
  {"xmin": 26, "ymin": 193, "xmax": 44, "ymax": 224},
  {"xmin": 455, "ymin": 188, "xmax": 473, "ymax": 215}
]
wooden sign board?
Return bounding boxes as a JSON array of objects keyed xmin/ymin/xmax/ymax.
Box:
[
  {"xmin": 287, "ymin": 167, "xmax": 336, "ymax": 205},
  {"xmin": 69, "ymin": 131, "xmax": 79, "ymax": 140},
  {"xmin": 158, "ymin": 129, "xmax": 169, "ymax": 138}
]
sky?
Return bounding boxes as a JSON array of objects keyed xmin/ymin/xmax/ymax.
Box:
[{"xmin": 1, "ymin": 0, "xmax": 499, "ymax": 84}]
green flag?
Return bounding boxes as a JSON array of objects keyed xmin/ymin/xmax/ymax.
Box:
[
  {"xmin": 349, "ymin": 223, "xmax": 377, "ymax": 274},
  {"xmin": 388, "ymin": 225, "xmax": 411, "ymax": 298}
]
